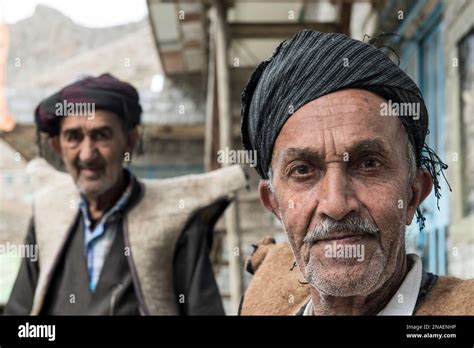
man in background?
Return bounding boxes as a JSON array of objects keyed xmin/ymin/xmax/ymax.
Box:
[{"xmin": 6, "ymin": 73, "xmax": 246, "ymax": 315}]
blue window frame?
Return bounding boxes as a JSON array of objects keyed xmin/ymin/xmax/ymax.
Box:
[{"xmin": 400, "ymin": 2, "xmax": 449, "ymax": 275}]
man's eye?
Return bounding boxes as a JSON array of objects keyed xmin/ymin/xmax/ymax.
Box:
[
  {"xmin": 292, "ymin": 164, "xmax": 313, "ymax": 176},
  {"xmin": 360, "ymin": 158, "xmax": 381, "ymax": 169},
  {"xmin": 65, "ymin": 132, "xmax": 81, "ymax": 142},
  {"xmin": 92, "ymin": 132, "xmax": 109, "ymax": 141}
]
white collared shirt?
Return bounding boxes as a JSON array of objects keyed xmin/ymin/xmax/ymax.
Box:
[{"xmin": 303, "ymin": 254, "xmax": 423, "ymax": 316}]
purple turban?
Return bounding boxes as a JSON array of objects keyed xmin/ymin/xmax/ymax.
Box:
[{"xmin": 35, "ymin": 73, "xmax": 142, "ymax": 135}]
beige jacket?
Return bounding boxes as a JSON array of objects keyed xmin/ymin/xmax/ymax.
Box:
[
  {"xmin": 240, "ymin": 237, "xmax": 474, "ymax": 315},
  {"xmin": 27, "ymin": 158, "xmax": 247, "ymax": 315}
]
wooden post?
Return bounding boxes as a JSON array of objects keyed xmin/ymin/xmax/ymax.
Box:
[
  {"xmin": 214, "ymin": 0, "xmax": 242, "ymax": 314},
  {"xmin": 339, "ymin": 0, "xmax": 352, "ymax": 36},
  {"xmin": 204, "ymin": 7, "xmax": 219, "ymax": 172}
]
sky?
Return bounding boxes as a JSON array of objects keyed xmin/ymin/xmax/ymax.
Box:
[{"xmin": 0, "ymin": 0, "xmax": 148, "ymax": 27}]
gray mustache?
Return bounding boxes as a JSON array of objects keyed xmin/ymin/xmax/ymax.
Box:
[
  {"xmin": 303, "ymin": 215, "xmax": 379, "ymax": 244},
  {"xmin": 76, "ymin": 159, "xmax": 105, "ymax": 171}
]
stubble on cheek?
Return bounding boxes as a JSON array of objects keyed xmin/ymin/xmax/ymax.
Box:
[
  {"xmin": 281, "ymin": 217, "xmax": 312, "ymax": 278},
  {"xmin": 283, "ymin": 201, "xmax": 408, "ymax": 297}
]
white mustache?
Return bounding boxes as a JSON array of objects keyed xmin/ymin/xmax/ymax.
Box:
[{"xmin": 303, "ymin": 216, "xmax": 379, "ymax": 244}]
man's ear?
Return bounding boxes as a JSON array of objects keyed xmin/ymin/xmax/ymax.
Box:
[
  {"xmin": 126, "ymin": 127, "xmax": 139, "ymax": 151},
  {"xmin": 258, "ymin": 180, "xmax": 281, "ymax": 220},
  {"xmin": 49, "ymin": 136, "xmax": 62, "ymax": 155},
  {"xmin": 406, "ymin": 168, "xmax": 433, "ymax": 225}
]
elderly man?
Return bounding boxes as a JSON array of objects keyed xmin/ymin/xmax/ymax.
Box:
[
  {"xmin": 239, "ymin": 30, "xmax": 474, "ymax": 315},
  {"xmin": 5, "ymin": 74, "xmax": 246, "ymax": 315}
]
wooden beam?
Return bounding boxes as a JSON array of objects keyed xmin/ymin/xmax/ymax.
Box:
[
  {"xmin": 229, "ymin": 22, "xmax": 340, "ymax": 39},
  {"xmin": 339, "ymin": 0, "xmax": 353, "ymax": 35},
  {"xmin": 215, "ymin": 0, "xmax": 243, "ymax": 314},
  {"xmin": 204, "ymin": 7, "xmax": 220, "ymax": 172},
  {"xmin": 144, "ymin": 124, "xmax": 205, "ymax": 140}
]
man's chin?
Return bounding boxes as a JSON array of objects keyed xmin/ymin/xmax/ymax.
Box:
[
  {"xmin": 305, "ymin": 257, "xmax": 386, "ymax": 297},
  {"xmin": 79, "ymin": 169, "xmax": 104, "ymax": 181},
  {"xmin": 76, "ymin": 181, "xmax": 110, "ymax": 199}
]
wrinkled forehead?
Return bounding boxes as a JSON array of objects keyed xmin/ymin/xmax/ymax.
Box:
[
  {"xmin": 59, "ymin": 110, "xmax": 122, "ymax": 133},
  {"xmin": 272, "ymin": 89, "xmax": 407, "ymax": 161}
]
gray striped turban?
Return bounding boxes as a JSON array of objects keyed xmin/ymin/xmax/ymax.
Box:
[{"xmin": 241, "ymin": 30, "xmax": 449, "ymax": 229}]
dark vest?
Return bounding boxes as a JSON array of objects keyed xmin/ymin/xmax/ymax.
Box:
[
  {"xmin": 40, "ymin": 178, "xmax": 142, "ymax": 316},
  {"xmin": 40, "ymin": 217, "xmax": 139, "ymax": 315}
]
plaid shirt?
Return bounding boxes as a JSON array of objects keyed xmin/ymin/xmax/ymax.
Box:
[{"xmin": 79, "ymin": 169, "xmax": 134, "ymax": 292}]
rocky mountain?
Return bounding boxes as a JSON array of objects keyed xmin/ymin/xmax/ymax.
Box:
[
  {"xmin": 3, "ymin": 4, "xmax": 205, "ymax": 126},
  {"xmin": 6, "ymin": 5, "xmax": 161, "ymax": 89}
]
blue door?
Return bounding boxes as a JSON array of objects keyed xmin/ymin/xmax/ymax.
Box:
[
  {"xmin": 419, "ymin": 22, "xmax": 449, "ymax": 275},
  {"xmin": 401, "ymin": 7, "xmax": 449, "ymax": 275}
]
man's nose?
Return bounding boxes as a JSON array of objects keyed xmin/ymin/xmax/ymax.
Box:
[
  {"xmin": 78, "ymin": 136, "xmax": 98, "ymax": 163},
  {"xmin": 316, "ymin": 166, "xmax": 359, "ymax": 221}
]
